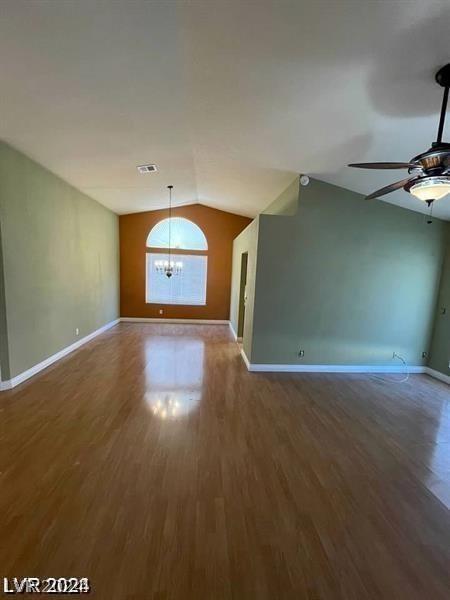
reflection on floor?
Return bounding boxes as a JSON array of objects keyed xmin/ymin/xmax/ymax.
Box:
[
  {"xmin": 144, "ymin": 335, "xmax": 204, "ymax": 419},
  {"xmin": 0, "ymin": 322, "xmax": 449, "ymax": 599}
]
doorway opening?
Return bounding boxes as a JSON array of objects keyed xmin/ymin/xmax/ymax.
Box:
[{"xmin": 237, "ymin": 252, "xmax": 248, "ymax": 340}]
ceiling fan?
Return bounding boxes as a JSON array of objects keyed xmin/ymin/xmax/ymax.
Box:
[{"xmin": 349, "ymin": 64, "xmax": 450, "ymax": 206}]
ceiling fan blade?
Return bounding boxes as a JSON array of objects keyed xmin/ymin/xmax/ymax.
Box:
[
  {"xmin": 349, "ymin": 162, "xmax": 419, "ymax": 170},
  {"xmin": 365, "ymin": 177, "xmax": 412, "ymax": 200}
]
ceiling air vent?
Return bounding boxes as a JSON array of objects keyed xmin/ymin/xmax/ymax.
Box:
[{"xmin": 137, "ymin": 164, "xmax": 158, "ymax": 174}]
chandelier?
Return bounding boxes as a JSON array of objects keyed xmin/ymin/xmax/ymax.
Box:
[
  {"xmin": 156, "ymin": 185, "xmax": 183, "ymax": 278},
  {"xmin": 155, "ymin": 258, "xmax": 183, "ymax": 277}
]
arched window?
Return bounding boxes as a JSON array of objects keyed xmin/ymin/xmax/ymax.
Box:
[
  {"xmin": 146, "ymin": 217, "xmax": 208, "ymax": 251},
  {"xmin": 146, "ymin": 218, "xmax": 208, "ymax": 306}
]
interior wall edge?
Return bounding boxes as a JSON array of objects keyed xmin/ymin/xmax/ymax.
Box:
[
  {"xmin": 228, "ymin": 321, "xmax": 238, "ymax": 340},
  {"xmin": 229, "ymin": 217, "xmax": 260, "ymax": 362}
]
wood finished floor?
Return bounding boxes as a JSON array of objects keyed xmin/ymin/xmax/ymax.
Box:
[{"xmin": 1, "ymin": 323, "xmax": 450, "ymax": 599}]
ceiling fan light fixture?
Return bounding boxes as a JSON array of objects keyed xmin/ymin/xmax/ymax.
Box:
[
  {"xmin": 348, "ymin": 64, "xmax": 450, "ymax": 206},
  {"xmin": 409, "ymin": 177, "xmax": 450, "ymax": 201}
]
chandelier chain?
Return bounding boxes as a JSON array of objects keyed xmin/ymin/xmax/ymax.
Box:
[{"xmin": 155, "ymin": 185, "xmax": 182, "ymax": 278}]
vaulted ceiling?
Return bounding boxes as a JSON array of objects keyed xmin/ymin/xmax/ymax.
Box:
[{"xmin": 1, "ymin": 0, "xmax": 450, "ymax": 219}]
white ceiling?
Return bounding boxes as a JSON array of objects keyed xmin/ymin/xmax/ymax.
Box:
[{"xmin": 1, "ymin": 0, "xmax": 450, "ymax": 219}]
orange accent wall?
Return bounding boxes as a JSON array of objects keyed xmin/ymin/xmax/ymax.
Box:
[{"xmin": 119, "ymin": 204, "xmax": 251, "ymax": 320}]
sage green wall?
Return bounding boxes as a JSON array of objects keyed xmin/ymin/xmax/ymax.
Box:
[
  {"xmin": 263, "ymin": 176, "xmax": 299, "ymax": 216},
  {"xmin": 428, "ymin": 227, "xmax": 450, "ymax": 377},
  {"xmin": 251, "ymin": 178, "xmax": 447, "ymax": 366},
  {"xmin": 0, "ymin": 142, "xmax": 119, "ymax": 380},
  {"xmin": 229, "ymin": 217, "xmax": 259, "ymax": 360}
]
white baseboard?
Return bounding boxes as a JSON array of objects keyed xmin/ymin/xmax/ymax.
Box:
[
  {"xmin": 0, "ymin": 319, "xmax": 120, "ymax": 391},
  {"xmin": 426, "ymin": 367, "xmax": 450, "ymax": 385},
  {"xmin": 238, "ymin": 351, "xmax": 449, "ymax": 385},
  {"xmin": 0, "ymin": 317, "xmax": 229, "ymax": 392},
  {"xmin": 3, "ymin": 318, "xmax": 447, "ymax": 391},
  {"xmin": 121, "ymin": 317, "xmax": 229, "ymax": 325},
  {"xmin": 239, "ymin": 350, "xmax": 426, "ymax": 374},
  {"xmin": 247, "ymin": 364, "xmax": 426, "ymax": 374}
]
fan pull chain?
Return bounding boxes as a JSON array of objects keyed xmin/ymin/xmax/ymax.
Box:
[{"xmin": 426, "ymin": 199, "xmax": 434, "ymax": 224}]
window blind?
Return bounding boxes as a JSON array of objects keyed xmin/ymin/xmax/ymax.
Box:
[{"xmin": 146, "ymin": 253, "xmax": 207, "ymax": 305}]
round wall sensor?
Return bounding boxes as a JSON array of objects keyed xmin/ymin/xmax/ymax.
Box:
[{"xmin": 300, "ymin": 175, "xmax": 310, "ymax": 186}]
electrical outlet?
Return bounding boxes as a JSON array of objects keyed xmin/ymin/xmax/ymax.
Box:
[
  {"xmin": 422, "ymin": 351, "xmax": 428, "ymax": 358},
  {"xmin": 159, "ymin": 309, "xmax": 163, "ymax": 315},
  {"xmin": 298, "ymin": 350, "xmax": 305, "ymax": 358},
  {"xmin": 75, "ymin": 328, "xmax": 79, "ymax": 336}
]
